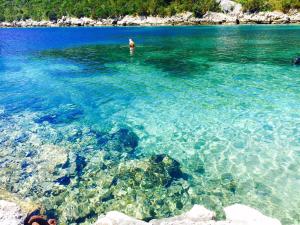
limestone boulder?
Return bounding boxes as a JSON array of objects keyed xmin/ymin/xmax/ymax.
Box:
[
  {"xmin": 94, "ymin": 204, "xmax": 282, "ymax": 225},
  {"xmin": 201, "ymin": 12, "xmax": 238, "ymax": 24},
  {"xmin": 217, "ymin": 0, "xmax": 243, "ymax": 15},
  {"xmin": 224, "ymin": 204, "xmax": 281, "ymax": 225},
  {"xmin": 94, "ymin": 211, "xmax": 148, "ymax": 225},
  {"xmin": 0, "ymin": 200, "xmax": 24, "ymax": 225}
]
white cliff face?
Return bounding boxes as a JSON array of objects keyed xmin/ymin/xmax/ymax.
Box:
[
  {"xmin": 0, "ymin": 200, "xmax": 24, "ymax": 225},
  {"xmin": 93, "ymin": 204, "xmax": 282, "ymax": 225}
]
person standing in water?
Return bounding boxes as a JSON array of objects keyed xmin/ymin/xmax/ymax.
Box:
[
  {"xmin": 129, "ymin": 38, "xmax": 135, "ymax": 48},
  {"xmin": 129, "ymin": 38, "xmax": 135, "ymax": 56}
]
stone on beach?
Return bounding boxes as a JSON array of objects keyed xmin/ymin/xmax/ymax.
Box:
[
  {"xmin": 150, "ymin": 205, "xmax": 216, "ymax": 224},
  {"xmin": 93, "ymin": 204, "xmax": 282, "ymax": 225},
  {"xmin": 0, "ymin": 200, "xmax": 24, "ymax": 225},
  {"xmin": 94, "ymin": 211, "xmax": 148, "ymax": 225},
  {"xmin": 224, "ymin": 204, "xmax": 282, "ymax": 225},
  {"xmin": 0, "ymin": 200, "xmax": 283, "ymax": 225}
]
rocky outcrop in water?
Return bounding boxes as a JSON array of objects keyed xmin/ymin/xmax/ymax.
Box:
[
  {"xmin": 293, "ymin": 57, "xmax": 300, "ymax": 65},
  {"xmin": 0, "ymin": 9, "xmax": 299, "ymax": 27},
  {"xmin": 0, "ymin": 108, "xmax": 290, "ymax": 224},
  {"xmin": 0, "ymin": 110, "xmax": 191, "ymax": 224}
]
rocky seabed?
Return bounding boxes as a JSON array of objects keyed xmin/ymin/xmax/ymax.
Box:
[
  {"xmin": 0, "ymin": 105, "xmax": 286, "ymax": 225},
  {"xmin": 1, "ymin": 200, "xmax": 282, "ymax": 225},
  {"xmin": 0, "ymin": 11, "xmax": 300, "ymax": 28}
]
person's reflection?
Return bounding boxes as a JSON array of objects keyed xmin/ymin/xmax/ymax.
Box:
[{"xmin": 130, "ymin": 46, "xmax": 135, "ymax": 56}]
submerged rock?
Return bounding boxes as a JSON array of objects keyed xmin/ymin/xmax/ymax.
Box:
[
  {"xmin": 35, "ymin": 104, "xmax": 84, "ymax": 124},
  {"xmin": 111, "ymin": 128, "xmax": 139, "ymax": 150},
  {"xmin": 49, "ymin": 154, "xmax": 190, "ymax": 224},
  {"xmin": 55, "ymin": 176, "xmax": 71, "ymax": 186},
  {"xmin": 293, "ymin": 57, "xmax": 300, "ymax": 65},
  {"xmin": 111, "ymin": 154, "xmax": 185, "ymax": 189},
  {"xmin": 104, "ymin": 128, "xmax": 139, "ymax": 155}
]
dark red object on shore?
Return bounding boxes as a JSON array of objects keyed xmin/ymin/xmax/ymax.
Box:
[{"xmin": 24, "ymin": 214, "xmax": 57, "ymax": 225}]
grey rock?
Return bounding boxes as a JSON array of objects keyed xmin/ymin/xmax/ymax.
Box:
[
  {"xmin": 150, "ymin": 205, "xmax": 216, "ymax": 224},
  {"xmin": 94, "ymin": 211, "xmax": 148, "ymax": 225},
  {"xmin": 217, "ymin": 0, "xmax": 243, "ymax": 15},
  {"xmin": 201, "ymin": 12, "xmax": 238, "ymax": 24},
  {"xmin": 0, "ymin": 200, "xmax": 24, "ymax": 225},
  {"xmin": 239, "ymin": 12, "xmax": 291, "ymax": 24},
  {"xmin": 224, "ymin": 204, "xmax": 282, "ymax": 225},
  {"xmin": 290, "ymin": 13, "xmax": 300, "ymax": 23},
  {"xmin": 93, "ymin": 204, "xmax": 282, "ymax": 225}
]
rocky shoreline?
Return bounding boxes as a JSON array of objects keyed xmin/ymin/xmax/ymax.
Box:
[
  {"xmin": 0, "ymin": 11, "xmax": 299, "ymax": 28},
  {"xmin": 0, "ymin": 200, "xmax": 281, "ymax": 225},
  {"xmin": 1, "ymin": 0, "xmax": 299, "ymax": 27}
]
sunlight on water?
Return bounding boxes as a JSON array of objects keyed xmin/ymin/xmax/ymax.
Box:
[{"xmin": 0, "ymin": 26, "xmax": 300, "ymax": 224}]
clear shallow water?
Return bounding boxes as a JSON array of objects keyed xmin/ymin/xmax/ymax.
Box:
[{"xmin": 0, "ymin": 26, "xmax": 300, "ymax": 224}]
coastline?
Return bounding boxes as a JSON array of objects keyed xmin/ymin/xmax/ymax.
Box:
[{"xmin": 0, "ymin": 11, "xmax": 300, "ymax": 28}]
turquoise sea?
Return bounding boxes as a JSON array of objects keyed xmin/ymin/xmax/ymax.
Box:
[{"xmin": 0, "ymin": 25, "xmax": 300, "ymax": 225}]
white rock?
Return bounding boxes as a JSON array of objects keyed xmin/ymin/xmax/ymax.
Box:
[
  {"xmin": 289, "ymin": 13, "xmax": 300, "ymax": 23},
  {"xmin": 81, "ymin": 17, "xmax": 96, "ymax": 25},
  {"xmin": 117, "ymin": 15, "xmax": 144, "ymax": 25},
  {"xmin": 93, "ymin": 204, "xmax": 282, "ymax": 225},
  {"xmin": 146, "ymin": 16, "xmax": 167, "ymax": 25},
  {"xmin": 217, "ymin": 0, "xmax": 243, "ymax": 15},
  {"xmin": 201, "ymin": 12, "xmax": 237, "ymax": 24},
  {"xmin": 267, "ymin": 11, "xmax": 290, "ymax": 23},
  {"xmin": 240, "ymin": 12, "xmax": 269, "ymax": 24},
  {"xmin": 1, "ymin": 22, "xmax": 12, "ymax": 27},
  {"xmin": 0, "ymin": 200, "xmax": 24, "ymax": 225},
  {"xmin": 185, "ymin": 205, "xmax": 215, "ymax": 221},
  {"xmin": 224, "ymin": 204, "xmax": 281, "ymax": 225},
  {"xmin": 70, "ymin": 17, "xmax": 83, "ymax": 26},
  {"xmin": 150, "ymin": 205, "xmax": 217, "ymax": 225},
  {"xmin": 95, "ymin": 20, "xmax": 104, "ymax": 26},
  {"xmin": 94, "ymin": 211, "xmax": 148, "ymax": 225}
]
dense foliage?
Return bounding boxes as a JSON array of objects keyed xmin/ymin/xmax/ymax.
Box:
[
  {"xmin": 237, "ymin": 0, "xmax": 300, "ymax": 13},
  {"xmin": 0, "ymin": 0, "xmax": 299, "ymax": 21},
  {"xmin": 0, "ymin": 0, "xmax": 220, "ymax": 21}
]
